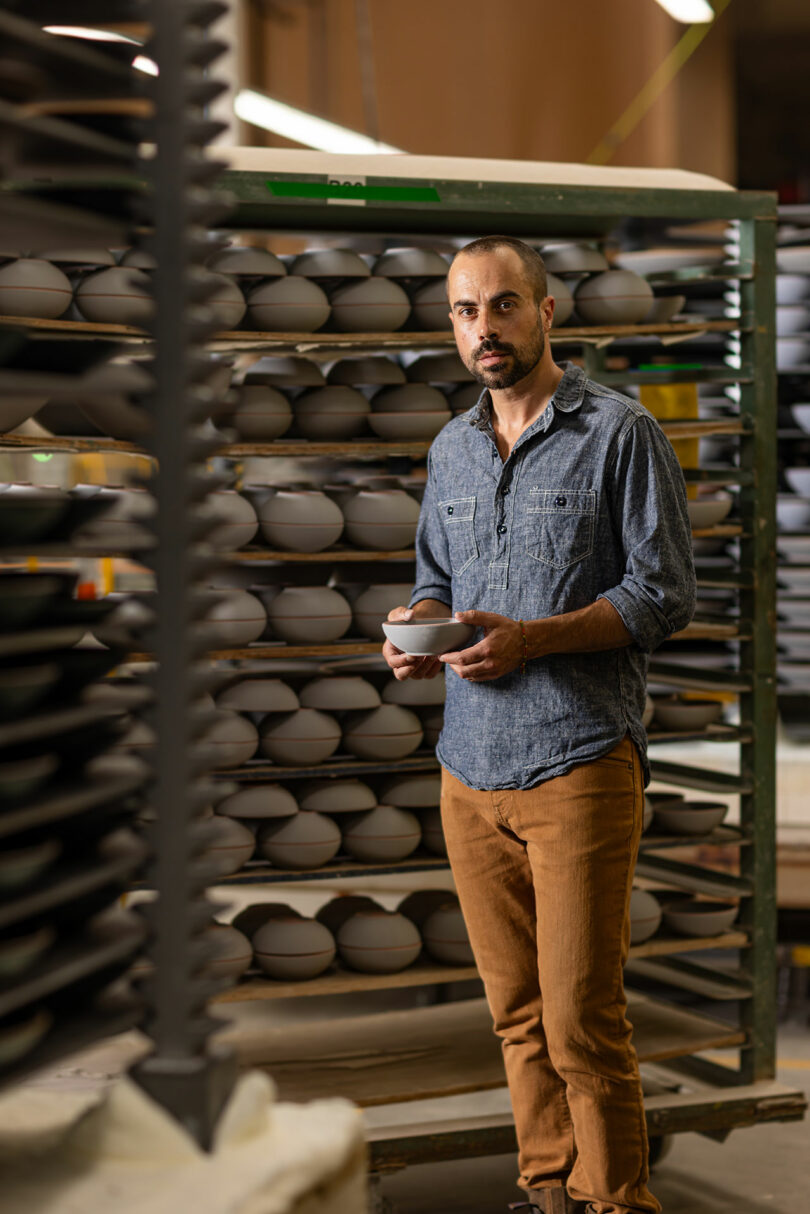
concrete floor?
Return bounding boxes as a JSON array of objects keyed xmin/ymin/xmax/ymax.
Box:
[{"xmin": 378, "ymin": 1024, "xmax": 810, "ymax": 1214}]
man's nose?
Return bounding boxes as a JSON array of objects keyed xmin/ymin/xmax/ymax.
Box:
[{"xmin": 477, "ymin": 307, "xmax": 499, "ymax": 341}]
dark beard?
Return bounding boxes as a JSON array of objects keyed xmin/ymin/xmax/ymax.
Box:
[{"xmin": 466, "ymin": 327, "xmax": 546, "ymax": 389}]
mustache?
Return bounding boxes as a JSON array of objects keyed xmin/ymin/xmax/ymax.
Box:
[{"xmin": 473, "ymin": 340, "xmax": 514, "ymax": 359}]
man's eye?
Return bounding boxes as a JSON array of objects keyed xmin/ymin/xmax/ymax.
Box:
[
  {"xmin": 498, "ymin": 301, "xmax": 514, "ymax": 311},
  {"xmin": 459, "ymin": 308, "xmax": 476, "ymax": 318}
]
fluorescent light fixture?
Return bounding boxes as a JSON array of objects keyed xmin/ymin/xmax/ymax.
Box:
[
  {"xmin": 44, "ymin": 25, "xmax": 140, "ymax": 43},
  {"xmin": 651, "ymin": 0, "xmax": 715, "ymax": 21},
  {"xmin": 234, "ymin": 89, "xmax": 402, "ymax": 154}
]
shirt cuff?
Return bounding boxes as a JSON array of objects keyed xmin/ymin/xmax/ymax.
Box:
[
  {"xmin": 409, "ymin": 585, "xmax": 452, "ymax": 610},
  {"xmin": 598, "ymin": 586, "xmax": 673, "ymax": 654}
]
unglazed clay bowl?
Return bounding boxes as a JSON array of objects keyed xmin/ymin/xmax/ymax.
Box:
[
  {"xmin": 316, "ymin": 896, "xmax": 382, "ymax": 935},
  {"xmin": 420, "ymin": 806, "xmax": 447, "ymax": 855},
  {"xmin": 205, "ymin": 490, "xmax": 258, "ymax": 552},
  {"xmin": 199, "ymin": 271, "xmax": 247, "ymax": 329},
  {"xmin": 232, "ymin": 902, "xmax": 301, "ymax": 938},
  {"xmin": 327, "ymin": 355, "xmax": 406, "ymax": 386},
  {"xmin": 203, "ymin": 589, "xmax": 267, "ymax": 648},
  {"xmin": 420, "ymin": 705, "xmax": 444, "ymax": 748},
  {"xmin": 368, "ymin": 411, "xmax": 451, "ymax": 441},
  {"xmin": 547, "ymin": 273, "xmax": 575, "ymax": 326},
  {"xmin": 342, "ymin": 488, "xmax": 421, "ymax": 550},
  {"xmin": 247, "ymin": 276, "xmax": 330, "ymax": 332},
  {"xmin": 652, "ymin": 698, "xmax": 724, "ymax": 732},
  {"xmin": 642, "ymin": 694, "xmax": 655, "ymax": 729},
  {"xmin": 341, "ymin": 804, "xmax": 422, "ymax": 862},
  {"xmin": 75, "ymin": 266, "xmax": 153, "ymax": 326},
  {"xmin": 243, "ymin": 356, "xmax": 325, "ymax": 388},
  {"xmin": 0, "ymin": 258, "xmax": 72, "ymax": 318},
  {"xmin": 202, "ymin": 923, "xmax": 253, "ymax": 980},
  {"xmin": 202, "ymin": 710, "xmax": 259, "ymax": 769},
  {"xmin": 409, "ymin": 278, "xmax": 452, "ymax": 331},
  {"xmin": 652, "ymin": 800, "xmax": 729, "ymax": 835},
  {"xmin": 645, "ymin": 294, "xmax": 687, "ymax": 324},
  {"xmin": 232, "ymin": 385, "xmax": 292, "ymax": 441},
  {"xmin": 374, "ymin": 247, "xmax": 449, "ymax": 278},
  {"xmin": 405, "ymin": 351, "xmax": 473, "ymax": 384},
  {"xmin": 574, "ymin": 270, "xmax": 654, "ymax": 326},
  {"xmin": 293, "ymin": 386, "xmax": 370, "ymax": 440},
  {"xmin": 397, "ymin": 889, "xmax": 459, "ymax": 928},
  {"xmin": 353, "ymin": 583, "xmax": 414, "ymax": 638},
  {"xmin": 329, "ymin": 277, "xmax": 411, "ymax": 332},
  {"xmin": 38, "ymin": 248, "xmax": 116, "ymax": 268},
  {"xmin": 687, "ymin": 492, "xmax": 733, "ymax": 529},
  {"xmin": 298, "ymin": 777, "xmax": 377, "ymax": 815},
  {"xmin": 215, "ymin": 782, "xmax": 299, "ymax": 819},
  {"xmin": 382, "ymin": 617, "xmax": 474, "ymax": 656},
  {"xmin": 381, "ymin": 772, "xmax": 441, "ymax": 808},
  {"xmin": 267, "ymin": 585, "xmax": 352, "ymax": 644},
  {"xmin": 207, "ymin": 246, "xmax": 286, "ymax": 278},
  {"xmin": 449, "ymin": 382, "xmax": 483, "ymax": 413},
  {"xmin": 292, "ymin": 248, "xmax": 370, "ymax": 279},
  {"xmin": 0, "ymin": 395, "xmax": 46, "ymax": 432},
  {"xmin": 341, "ymin": 704, "xmax": 423, "ymax": 760},
  {"xmin": 217, "ymin": 678, "xmax": 299, "ymax": 714},
  {"xmin": 70, "ymin": 483, "xmax": 155, "ymax": 548},
  {"xmin": 299, "ymin": 676, "xmax": 380, "ymax": 712},
  {"xmin": 542, "ymin": 243, "xmax": 609, "ymax": 275},
  {"xmin": 662, "ymin": 898, "xmax": 739, "ymax": 937},
  {"xmin": 382, "ymin": 673, "xmax": 446, "ymax": 707},
  {"xmin": 254, "ymin": 488, "xmax": 344, "ymax": 553},
  {"xmin": 778, "ymin": 495, "xmax": 810, "ymax": 531},
  {"xmin": 253, "ymin": 914, "xmax": 336, "ymax": 980},
  {"xmin": 337, "ymin": 909, "xmax": 422, "ymax": 973},
  {"xmin": 422, "ymin": 903, "xmax": 475, "ymax": 966},
  {"xmin": 259, "ymin": 708, "xmax": 341, "ymax": 766},
  {"xmin": 372, "ymin": 383, "xmax": 448, "ymax": 413},
  {"xmin": 785, "ymin": 468, "xmax": 810, "ymax": 497},
  {"xmin": 257, "ymin": 810, "xmax": 342, "ymax": 869},
  {"xmin": 629, "ymin": 888, "xmax": 662, "ymax": 944}
]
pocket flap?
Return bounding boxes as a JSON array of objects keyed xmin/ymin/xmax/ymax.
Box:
[
  {"xmin": 527, "ymin": 488, "xmax": 595, "ymax": 515},
  {"xmin": 439, "ymin": 495, "xmax": 476, "ymax": 522}
]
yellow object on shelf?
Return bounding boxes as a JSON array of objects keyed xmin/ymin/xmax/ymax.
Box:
[{"xmin": 640, "ymin": 378, "xmax": 699, "ymax": 499}]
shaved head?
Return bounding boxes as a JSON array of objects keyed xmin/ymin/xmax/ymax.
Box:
[{"xmin": 450, "ymin": 235, "xmax": 548, "ymax": 304}]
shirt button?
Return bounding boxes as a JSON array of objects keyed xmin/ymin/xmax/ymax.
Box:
[
  {"xmin": 447, "ymin": 505, "xmax": 454, "ymax": 515},
  {"xmin": 555, "ymin": 495, "xmax": 567, "ymax": 507},
  {"xmin": 497, "ymin": 524, "xmax": 507, "ymax": 534}
]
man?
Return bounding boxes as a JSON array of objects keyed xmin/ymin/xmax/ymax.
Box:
[{"xmin": 382, "ymin": 235, "xmax": 696, "ymax": 1214}]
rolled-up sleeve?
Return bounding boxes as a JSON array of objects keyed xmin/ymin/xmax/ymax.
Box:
[
  {"xmin": 409, "ymin": 448, "xmax": 452, "ymax": 609},
  {"xmin": 598, "ymin": 414, "xmax": 696, "ymax": 653}
]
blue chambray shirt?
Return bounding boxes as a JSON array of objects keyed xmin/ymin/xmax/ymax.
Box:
[{"xmin": 410, "ymin": 361, "xmax": 696, "ymax": 790}]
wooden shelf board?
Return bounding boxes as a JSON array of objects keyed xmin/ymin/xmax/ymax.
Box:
[
  {"xmin": 639, "ymin": 825, "xmax": 747, "ymax": 851},
  {"xmin": 209, "ymin": 852, "xmax": 450, "ymax": 885},
  {"xmin": 128, "ymin": 641, "xmax": 384, "ymax": 661},
  {"xmin": 226, "ymin": 547, "xmax": 416, "ymax": 564},
  {"xmin": 211, "ymin": 753, "xmax": 440, "ymax": 782},
  {"xmin": 226, "ymin": 993, "xmax": 746, "ymax": 1106}
]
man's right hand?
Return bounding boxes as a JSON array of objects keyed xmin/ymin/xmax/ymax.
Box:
[{"xmin": 382, "ymin": 604, "xmax": 444, "ymax": 681}]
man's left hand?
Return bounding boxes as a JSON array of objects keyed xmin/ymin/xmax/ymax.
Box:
[{"xmin": 439, "ymin": 610, "xmax": 524, "ymax": 681}]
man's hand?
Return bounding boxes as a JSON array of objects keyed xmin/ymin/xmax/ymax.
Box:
[
  {"xmin": 439, "ymin": 610, "xmax": 523, "ymax": 681},
  {"xmin": 382, "ymin": 603, "xmax": 447, "ymax": 681}
]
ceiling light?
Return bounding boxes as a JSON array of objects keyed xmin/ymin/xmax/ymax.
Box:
[
  {"xmin": 650, "ymin": 0, "xmax": 715, "ymax": 21},
  {"xmin": 132, "ymin": 55, "xmax": 158, "ymax": 76},
  {"xmin": 44, "ymin": 25, "xmax": 140, "ymax": 43},
  {"xmin": 234, "ymin": 89, "xmax": 402, "ymax": 155}
]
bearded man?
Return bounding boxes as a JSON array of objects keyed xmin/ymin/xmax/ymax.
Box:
[{"xmin": 382, "ymin": 235, "xmax": 696, "ymax": 1214}]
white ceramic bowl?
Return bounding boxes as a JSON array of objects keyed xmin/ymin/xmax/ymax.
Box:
[
  {"xmin": 299, "ymin": 676, "xmax": 380, "ymax": 711},
  {"xmin": 267, "ymin": 585, "xmax": 352, "ymax": 644},
  {"xmin": 422, "ymin": 904, "xmax": 475, "ymax": 966},
  {"xmin": 253, "ymin": 915, "xmax": 336, "ymax": 980},
  {"xmin": 0, "ymin": 258, "xmax": 72, "ymax": 318},
  {"xmin": 575, "ymin": 270, "xmax": 654, "ymax": 326},
  {"xmin": 257, "ymin": 810, "xmax": 342, "ymax": 869},
  {"xmin": 337, "ymin": 910, "xmax": 422, "ymax": 973},
  {"xmin": 216, "ymin": 783, "xmax": 299, "ymax": 819},
  {"xmin": 777, "ymin": 245, "xmax": 810, "ymax": 273},
  {"xmin": 217, "ymin": 678, "xmax": 299, "ymax": 713},
  {"xmin": 784, "ymin": 468, "xmax": 810, "ymax": 497},
  {"xmin": 777, "ymin": 337, "xmax": 810, "ymax": 370},
  {"xmin": 293, "ymin": 386, "xmax": 370, "ymax": 440},
  {"xmin": 232, "ymin": 385, "xmax": 292, "ymax": 441},
  {"xmin": 247, "ymin": 276, "xmax": 330, "ymax": 332},
  {"xmin": 791, "ymin": 404, "xmax": 810, "ymax": 435},
  {"xmin": 341, "ymin": 703, "xmax": 423, "ymax": 760},
  {"xmin": 777, "ymin": 495, "xmax": 810, "ymax": 531},
  {"xmin": 652, "ymin": 799, "xmax": 729, "ymax": 835},
  {"xmin": 777, "ymin": 275, "xmax": 810, "ymax": 305},
  {"xmin": 629, "ymin": 889, "xmax": 662, "ymax": 944},
  {"xmin": 382, "ymin": 672, "xmax": 446, "ymax": 706},
  {"xmin": 652, "ymin": 698, "xmax": 724, "ymax": 732},
  {"xmin": 382, "ymin": 617, "xmax": 474, "ymax": 656},
  {"xmin": 259, "ymin": 708, "xmax": 342, "ymax": 766},
  {"xmin": 662, "ymin": 898, "xmax": 740, "ymax": 937},
  {"xmin": 341, "ymin": 804, "xmax": 422, "ymax": 862},
  {"xmin": 342, "ymin": 489, "xmax": 421, "ymax": 550},
  {"xmin": 776, "ymin": 305, "xmax": 810, "ymax": 336},
  {"xmin": 298, "ymin": 777, "xmax": 376, "ymax": 815},
  {"xmin": 687, "ymin": 493, "xmax": 733, "ymax": 529},
  {"xmin": 329, "ymin": 278, "xmax": 411, "ymax": 332}
]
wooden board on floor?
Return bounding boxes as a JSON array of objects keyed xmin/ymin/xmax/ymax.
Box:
[{"xmin": 227, "ymin": 994, "xmax": 745, "ymax": 1107}]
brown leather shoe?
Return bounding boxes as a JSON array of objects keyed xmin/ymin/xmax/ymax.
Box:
[{"xmin": 509, "ymin": 1188, "xmax": 584, "ymax": 1213}]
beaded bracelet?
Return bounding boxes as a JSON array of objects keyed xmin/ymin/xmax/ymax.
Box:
[{"xmin": 517, "ymin": 619, "xmax": 528, "ymax": 675}]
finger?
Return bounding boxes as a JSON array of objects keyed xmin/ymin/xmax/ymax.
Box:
[
  {"xmin": 386, "ymin": 605, "xmax": 413, "ymax": 622},
  {"xmin": 439, "ymin": 641, "xmax": 487, "ymax": 665},
  {"xmin": 411, "ymin": 656, "xmax": 442, "ymax": 679},
  {"xmin": 454, "ymin": 609, "xmax": 504, "ymax": 626}
]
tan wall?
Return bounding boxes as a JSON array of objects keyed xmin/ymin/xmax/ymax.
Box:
[{"xmin": 244, "ymin": 0, "xmax": 736, "ymax": 181}]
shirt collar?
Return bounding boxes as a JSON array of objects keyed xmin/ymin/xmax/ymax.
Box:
[{"xmin": 467, "ymin": 361, "xmax": 586, "ymax": 432}]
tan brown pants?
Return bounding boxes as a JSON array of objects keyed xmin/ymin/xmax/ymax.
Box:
[{"xmin": 440, "ymin": 736, "xmax": 661, "ymax": 1214}]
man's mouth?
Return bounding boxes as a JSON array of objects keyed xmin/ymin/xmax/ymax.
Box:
[{"xmin": 478, "ymin": 350, "xmax": 509, "ymax": 364}]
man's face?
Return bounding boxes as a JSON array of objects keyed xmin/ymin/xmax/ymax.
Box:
[{"xmin": 447, "ymin": 248, "xmax": 552, "ymax": 390}]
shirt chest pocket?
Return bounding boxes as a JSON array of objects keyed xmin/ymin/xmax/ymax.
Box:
[
  {"xmin": 525, "ymin": 488, "xmax": 596, "ymax": 570},
  {"xmin": 439, "ymin": 495, "xmax": 478, "ymax": 574}
]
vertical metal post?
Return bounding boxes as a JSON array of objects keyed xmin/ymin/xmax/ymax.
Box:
[{"xmin": 737, "ymin": 206, "xmax": 778, "ymax": 1084}]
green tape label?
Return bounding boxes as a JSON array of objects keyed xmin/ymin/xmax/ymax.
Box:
[{"xmin": 267, "ymin": 179, "xmax": 441, "ymax": 204}]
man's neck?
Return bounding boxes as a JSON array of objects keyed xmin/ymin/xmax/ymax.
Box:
[{"xmin": 489, "ymin": 358, "xmax": 565, "ymax": 457}]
